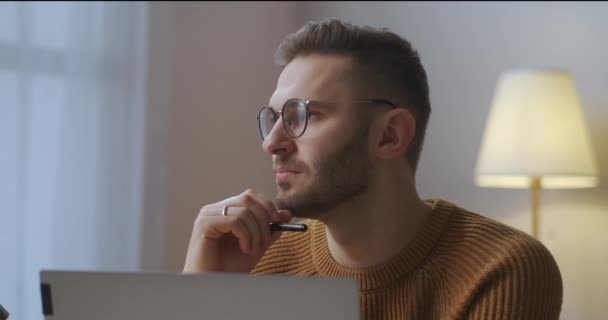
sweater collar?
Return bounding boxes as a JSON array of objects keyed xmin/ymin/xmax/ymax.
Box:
[{"xmin": 310, "ymin": 199, "xmax": 455, "ymax": 291}]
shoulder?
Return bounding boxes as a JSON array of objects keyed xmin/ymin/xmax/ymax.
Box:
[
  {"xmin": 435, "ymin": 199, "xmax": 561, "ymax": 275},
  {"xmin": 429, "ymin": 199, "xmax": 563, "ymax": 318},
  {"xmin": 445, "ymin": 200, "xmax": 558, "ymax": 264},
  {"xmin": 251, "ymin": 219, "xmax": 319, "ymax": 275}
]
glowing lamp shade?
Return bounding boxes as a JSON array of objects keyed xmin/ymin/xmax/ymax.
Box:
[{"xmin": 475, "ymin": 70, "xmax": 599, "ymax": 190}]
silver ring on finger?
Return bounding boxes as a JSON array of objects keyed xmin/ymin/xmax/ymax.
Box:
[{"xmin": 221, "ymin": 206, "xmax": 229, "ymax": 217}]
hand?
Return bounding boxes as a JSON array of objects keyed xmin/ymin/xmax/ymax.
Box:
[{"xmin": 183, "ymin": 189, "xmax": 292, "ymax": 273}]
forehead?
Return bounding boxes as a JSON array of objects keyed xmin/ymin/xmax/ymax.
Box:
[{"xmin": 269, "ymin": 54, "xmax": 352, "ymax": 108}]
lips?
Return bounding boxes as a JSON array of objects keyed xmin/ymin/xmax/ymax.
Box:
[
  {"xmin": 273, "ymin": 167, "xmax": 300, "ymax": 184},
  {"xmin": 274, "ymin": 168, "xmax": 299, "ymax": 174}
]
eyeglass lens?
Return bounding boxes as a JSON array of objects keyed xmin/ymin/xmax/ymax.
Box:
[{"xmin": 259, "ymin": 100, "xmax": 308, "ymax": 139}]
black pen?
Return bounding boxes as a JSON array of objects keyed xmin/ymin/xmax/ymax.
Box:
[
  {"xmin": 269, "ymin": 223, "xmax": 307, "ymax": 232},
  {"xmin": 0, "ymin": 303, "xmax": 9, "ymax": 320}
]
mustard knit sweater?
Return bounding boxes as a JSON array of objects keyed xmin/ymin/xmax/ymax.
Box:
[{"xmin": 252, "ymin": 199, "xmax": 563, "ymax": 319}]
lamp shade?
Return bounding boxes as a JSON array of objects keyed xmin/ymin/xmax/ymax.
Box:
[{"xmin": 475, "ymin": 70, "xmax": 599, "ymax": 189}]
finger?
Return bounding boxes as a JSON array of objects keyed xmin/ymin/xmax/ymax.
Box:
[
  {"xmin": 204, "ymin": 189, "xmax": 271, "ymax": 213},
  {"xmin": 274, "ymin": 209, "xmax": 293, "ymax": 223},
  {"xmin": 228, "ymin": 217, "xmax": 254, "ymax": 255},
  {"xmin": 229, "ymin": 207, "xmax": 262, "ymax": 256},
  {"xmin": 201, "ymin": 216, "xmax": 253, "ymax": 255},
  {"xmin": 202, "ymin": 191, "xmax": 273, "ymax": 244},
  {"xmin": 198, "ymin": 203, "xmax": 236, "ymax": 218},
  {"xmin": 198, "ymin": 190, "xmax": 277, "ymax": 250},
  {"xmin": 199, "ymin": 202, "xmax": 266, "ymax": 255},
  {"xmin": 239, "ymin": 190, "xmax": 273, "ymax": 247},
  {"xmin": 243, "ymin": 189, "xmax": 279, "ymax": 220},
  {"xmin": 201, "ymin": 189, "xmax": 277, "ymax": 218},
  {"xmin": 198, "ymin": 193, "xmax": 251, "ymax": 217}
]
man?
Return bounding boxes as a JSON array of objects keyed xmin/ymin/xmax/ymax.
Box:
[{"xmin": 183, "ymin": 18, "xmax": 563, "ymax": 319}]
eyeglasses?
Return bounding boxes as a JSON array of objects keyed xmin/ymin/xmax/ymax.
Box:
[{"xmin": 257, "ymin": 98, "xmax": 397, "ymax": 140}]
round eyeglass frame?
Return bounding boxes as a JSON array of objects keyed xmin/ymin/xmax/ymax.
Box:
[{"xmin": 256, "ymin": 98, "xmax": 397, "ymax": 140}]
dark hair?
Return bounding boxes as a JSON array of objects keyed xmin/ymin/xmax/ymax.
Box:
[{"xmin": 275, "ymin": 18, "xmax": 431, "ymax": 172}]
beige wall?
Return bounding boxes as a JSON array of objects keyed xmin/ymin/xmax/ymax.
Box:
[
  {"xmin": 143, "ymin": 2, "xmax": 299, "ymax": 271},
  {"xmin": 143, "ymin": 2, "xmax": 608, "ymax": 319}
]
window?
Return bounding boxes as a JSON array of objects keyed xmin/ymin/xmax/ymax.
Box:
[{"xmin": 0, "ymin": 3, "xmax": 148, "ymax": 319}]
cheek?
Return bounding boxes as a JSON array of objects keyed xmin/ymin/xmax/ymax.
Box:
[
  {"xmin": 304, "ymin": 115, "xmax": 353, "ymax": 144},
  {"xmin": 294, "ymin": 143, "xmax": 325, "ymax": 174},
  {"xmin": 296, "ymin": 119, "xmax": 354, "ymax": 168}
]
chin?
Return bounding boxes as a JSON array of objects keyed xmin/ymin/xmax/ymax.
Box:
[
  {"xmin": 276, "ymin": 186, "xmax": 296, "ymax": 201},
  {"xmin": 275, "ymin": 187, "xmax": 300, "ymax": 209},
  {"xmin": 276, "ymin": 178, "xmax": 305, "ymax": 195}
]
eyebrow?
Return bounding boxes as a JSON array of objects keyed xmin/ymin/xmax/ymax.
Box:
[
  {"xmin": 306, "ymin": 100, "xmax": 336, "ymax": 109},
  {"xmin": 268, "ymin": 99, "xmax": 337, "ymax": 111}
]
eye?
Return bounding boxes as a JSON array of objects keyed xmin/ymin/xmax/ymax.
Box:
[{"xmin": 308, "ymin": 110, "xmax": 322, "ymax": 120}]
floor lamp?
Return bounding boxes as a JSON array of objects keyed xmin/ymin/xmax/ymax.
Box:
[{"xmin": 474, "ymin": 70, "xmax": 599, "ymax": 238}]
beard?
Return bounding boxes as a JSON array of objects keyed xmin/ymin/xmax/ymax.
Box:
[{"xmin": 274, "ymin": 118, "xmax": 372, "ymax": 218}]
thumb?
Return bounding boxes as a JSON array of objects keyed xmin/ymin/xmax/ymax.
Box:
[{"xmin": 276, "ymin": 209, "xmax": 293, "ymax": 223}]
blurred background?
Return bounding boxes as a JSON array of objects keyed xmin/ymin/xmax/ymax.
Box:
[{"xmin": 1, "ymin": 2, "xmax": 606, "ymax": 319}]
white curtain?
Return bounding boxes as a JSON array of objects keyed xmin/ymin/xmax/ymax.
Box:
[{"xmin": 0, "ymin": 2, "xmax": 148, "ymax": 319}]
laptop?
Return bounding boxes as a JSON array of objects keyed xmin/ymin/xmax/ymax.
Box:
[{"xmin": 39, "ymin": 270, "xmax": 360, "ymax": 320}]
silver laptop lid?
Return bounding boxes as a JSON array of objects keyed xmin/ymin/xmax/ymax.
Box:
[{"xmin": 40, "ymin": 270, "xmax": 360, "ymax": 320}]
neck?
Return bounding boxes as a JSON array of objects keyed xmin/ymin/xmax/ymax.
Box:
[{"xmin": 317, "ymin": 168, "xmax": 432, "ymax": 269}]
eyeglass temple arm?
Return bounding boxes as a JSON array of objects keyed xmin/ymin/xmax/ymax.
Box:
[{"xmin": 353, "ymin": 99, "xmax": 398, "ymax": 109}]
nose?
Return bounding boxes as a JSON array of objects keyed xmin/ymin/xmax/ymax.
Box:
[{"xmin": 262, "ymin": 116, "xmax": 296, "ymax": 156}]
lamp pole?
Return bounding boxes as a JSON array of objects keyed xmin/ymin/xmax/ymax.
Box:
[{"xmin": 530, "ymin": 177, "xmax": 542, "ymax": 238}]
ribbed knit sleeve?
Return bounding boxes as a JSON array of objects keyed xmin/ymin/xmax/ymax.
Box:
[{"xmin": 462, "ymin": 234, "xmax": 563, "ymax": 319}]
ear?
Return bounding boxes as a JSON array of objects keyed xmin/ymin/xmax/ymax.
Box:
[{"xmin": 374, "ymin": 108, "xmax": 416, "ymax": 160}]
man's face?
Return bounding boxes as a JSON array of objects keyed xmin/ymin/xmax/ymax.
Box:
[{"xmin": 262, "ymin": 54, "xmax": 373, "ymax": 218}]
